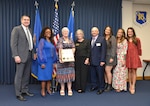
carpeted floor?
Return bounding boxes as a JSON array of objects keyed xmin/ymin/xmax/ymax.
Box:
[{"xmin": 0, "ymin": 80, "xmax": 150, "ymax": 106}]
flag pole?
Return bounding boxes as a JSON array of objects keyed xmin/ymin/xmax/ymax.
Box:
[
  {"xmin": 31, "ymin": 1, "xmax": 42, "ymax": 79},
  {"xmin": 52, "ymin": 0, "xmax": 60, "ymax": 93}
]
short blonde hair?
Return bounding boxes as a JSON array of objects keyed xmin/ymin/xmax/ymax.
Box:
[{"xmin": 75, "ymin": 29, "xmax": 84, "ymax": 38}]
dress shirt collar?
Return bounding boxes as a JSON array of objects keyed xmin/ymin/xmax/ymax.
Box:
[
  {"xmin": 21, "ymin": 24, "xmax": 28, "ymax": 32},
  {"xmin": 92, "ymin": 35, "xmax": 98, "ymax": 40}
]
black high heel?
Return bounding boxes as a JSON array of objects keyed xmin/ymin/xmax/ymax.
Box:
[{"xmin": 47, "ymin": 90, "xmax": 52, "ymax": 95}]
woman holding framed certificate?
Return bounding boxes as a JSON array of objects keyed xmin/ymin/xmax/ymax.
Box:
[{"xmin": 56, "ymin": 27, "xmax": 75, "ymax": 96}]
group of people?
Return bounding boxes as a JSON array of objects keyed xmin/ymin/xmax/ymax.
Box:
[{"xmin": 10, "ymin": 15, "xmax": 142, "ymax": 101}]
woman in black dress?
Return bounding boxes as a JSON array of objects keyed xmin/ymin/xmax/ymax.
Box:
[{"xmin": 75, "ymin": 29, "xmax": 90, "ymax": 93}]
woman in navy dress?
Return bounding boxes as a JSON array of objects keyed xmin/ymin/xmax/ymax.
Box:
[{"xmin": 37, "ymin": 27, "xmax": 57, "ymax": 97}]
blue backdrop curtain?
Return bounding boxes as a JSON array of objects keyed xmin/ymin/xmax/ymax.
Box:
[{"xmin": 0, "ymin": 0, "xmax": 122, "ymax": 84}]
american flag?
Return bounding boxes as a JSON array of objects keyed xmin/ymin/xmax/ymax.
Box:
[
  {"xmin": 52, "ymin": 0, "xmax": 59, "ymax": 46},
  {"xmin": 52, "ymin": 0, "xmax": 59, "ymax": 86}
]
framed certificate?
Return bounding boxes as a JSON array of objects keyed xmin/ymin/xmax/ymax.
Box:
[{"xmin": 60, "ymin": 49, "xmax": 75, "ymax": 62}]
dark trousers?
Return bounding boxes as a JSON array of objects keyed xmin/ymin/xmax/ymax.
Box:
[
  {"xmin": 75, "ymin": 56, "xmax": 89, "ymax": 91},
  {"xmin": 14, "ymin": 52, "xmax": 32, "ymax": 96},
  {"xmin": 90, "ymin": 65, "xmax": 105, "ymax": 90}
]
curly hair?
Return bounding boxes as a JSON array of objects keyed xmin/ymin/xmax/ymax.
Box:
[{"xmin": 39, "ymin": 27, "xmax": 55, "ymax": 44}]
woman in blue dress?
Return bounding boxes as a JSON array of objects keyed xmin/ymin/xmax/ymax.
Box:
[{"xmin": 37, "ymin": 27, "xmax": 57, "ymax": 97}]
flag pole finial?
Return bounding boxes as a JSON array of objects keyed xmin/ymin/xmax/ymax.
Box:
[
  {"xmin": 54, "ymin": 0, "xmax": 59, "ymax": 9},
  {"xmin": 71, "ymin": 1, "xmax": 75, "ymax": 16},
  {"xmin": 34, "ymin": 1, "xmax": 39, "ymax": 9},
  {"xmin": 71, "ymin": 1, "xmax": 75, "ymax": 10},
  {"xmin": 54, "ymin": 0, "xmax": 59, "ymax": 3}
]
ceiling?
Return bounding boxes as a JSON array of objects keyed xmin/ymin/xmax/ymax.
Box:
[
  {"xmin": 133, "ymin": 0, "xmax": 150, "ymax": 4},
  {"xmin": 123, "ymin": 0, "xmax": 150, "ymax": 4}
]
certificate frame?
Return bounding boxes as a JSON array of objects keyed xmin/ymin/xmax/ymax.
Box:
[{"xmin": 59, "ymin": 49, "xmax": 75, "ymax": 62}]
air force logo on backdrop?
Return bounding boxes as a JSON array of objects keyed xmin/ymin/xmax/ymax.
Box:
[{"xmin": 135, "ymin": 11, "xmax": 147, "ymax": 27}]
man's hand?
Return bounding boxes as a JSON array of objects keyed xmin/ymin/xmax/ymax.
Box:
[
  {"xmin": 14, "ymin": 56, "xmax": 21, "ymax": 63},
  {"xmin": 100, "ymin": 62, "xmax": 105, "ymax": 66}
]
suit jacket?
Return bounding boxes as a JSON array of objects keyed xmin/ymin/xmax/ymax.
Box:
[
  {"xmin": 10, "ymin": 25, "xmax": 34, "ymax": 63},
  {"xmin": 90, "ymin": 35, "xmax": 107, "ymax": 66},
  {"xmin": 106, "ymin": 35, "xmax": 117, "ymax": 59}
]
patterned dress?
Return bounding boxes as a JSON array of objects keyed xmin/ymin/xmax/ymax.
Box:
[
  {"xmin": 112, "ymin": 39, "xmax": 128, "ymax": 91},
  {"xmin": 126, "ymin": 38, "xmax": 142, "ymax": 68},
  {"xmin": 56, "ymin": 37, "xmax": 75, "ymax": 83}
]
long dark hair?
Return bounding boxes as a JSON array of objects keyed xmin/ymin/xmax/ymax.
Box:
[
  {"xmin": 39, "ymin": 27, "xmax": 55, "ymax": 44},
  {"xmin": 103, "ymin": 26, "xmax": 113, "ymax": 48},
  {"xmin": 127, "ymin": 27, "xmax": 137, "ymax": 45},
  {"xmin": 116, "ymin": 28, "xmax": 126, "ymax": 43}
]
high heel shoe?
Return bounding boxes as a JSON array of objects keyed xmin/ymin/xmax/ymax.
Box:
[
  {"xmin": 47, "ymin": 90, "xmax": 52, "ymax": 95},
  {"xmin": 68, "ymin": 90, "xmax": 73, "ymax": 96},
  {"xmin": 60, "ymin": 90, "xmax": 65, "ymax": 96},
  {"xmin": 41, "ymin": 89, "xmax": 46, "ymax": 97},
  {"xmin": 129, "ymin": 85, "xmax": 135, "ymax": 95},
  {"xmin": 130, "ymin": 89, "xmax": 135, "ymax": 94}
]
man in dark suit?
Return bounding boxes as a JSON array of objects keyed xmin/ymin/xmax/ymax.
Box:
[
  {"xmin": 90, "ymin": 27, "xmax": 107, "ymax": 95},
  {"xmin": 10, "ymin": 15, "xmax": 35, "ymax": 101}
]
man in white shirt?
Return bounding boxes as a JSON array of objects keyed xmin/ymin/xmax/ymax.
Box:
[{"xmin": 10, "ymin": 15, "xmax": 34, "ymax": 101}]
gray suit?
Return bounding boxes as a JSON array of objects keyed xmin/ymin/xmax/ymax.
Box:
[{"xmin": 10, "ymin": 25, "xmax": 33, "ymax": 96}]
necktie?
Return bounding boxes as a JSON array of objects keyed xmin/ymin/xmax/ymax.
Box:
[
  {"xmin": 26, "ymin": 28, "xmax": 33, "ymax": 50},
  {"xmin": 91, "ymin": 37, "xmax": 95, "ymax": 47}
]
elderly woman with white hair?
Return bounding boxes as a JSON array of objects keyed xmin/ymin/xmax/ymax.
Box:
[{"xmin": 56, "ymin": 27, "xmax": 75, "ymax": 96}]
